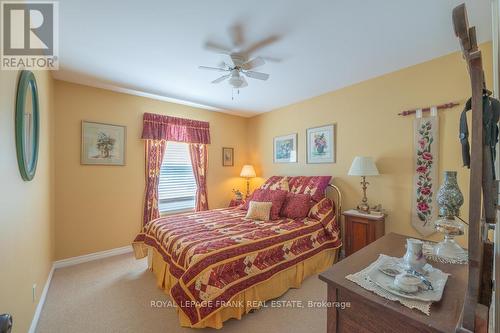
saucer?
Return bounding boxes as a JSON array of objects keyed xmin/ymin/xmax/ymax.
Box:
[{"xmin": 367, "ymin": 255, "xmax": 449, "ymax": 302}]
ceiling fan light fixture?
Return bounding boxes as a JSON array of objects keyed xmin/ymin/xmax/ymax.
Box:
[
  {"xmin": 228, "ymin": 69, "xmax": 245, "ymax": 88},
  {"xmin": 229, "ymin": 75, "xmax": 245, "ymax": 88}
]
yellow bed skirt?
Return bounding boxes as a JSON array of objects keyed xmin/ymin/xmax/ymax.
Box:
[{"xmin": 147, "ymin": 246, "xmax": 338, "ymax": 329}]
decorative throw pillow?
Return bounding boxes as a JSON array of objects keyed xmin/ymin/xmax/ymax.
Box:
[
  {"xmin": 245, "ymin": 201, "xmax": 273, "ymax": 220},
  {"xmin": 260, "ymin": 176, "xmax": 290, "ymax": 191},
  {"xmin": 308, "ymin": 197, "xmax": 335, "ymax": 221},
  {"xmin": 243, "ymin": 189, "xmax": 287, "ymax": 220},
  {"xmin": 288, "ymin": 176, "xmax": 332, "ymax": 202},
  {"xmin": 281, "ymin": 193, "xmax": 313, "ymax": 219}
]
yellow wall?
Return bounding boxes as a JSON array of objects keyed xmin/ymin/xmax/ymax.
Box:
[
  {"xmin": 53, "ymin": 43, "xmax": 492, "ymax": 259},
  {"xmin": 54, "ymin": 81, "xmax": 249, "ymax": 260},
  {"xmin": 248, "ymin": 42, "xmax": 493, "ymax": 247},
  {"xmin": 50, "ymin": 43, "xmax": 492, "ymax": 259},
  {"xmin": 0, "ymin": 42, "xmax": 492, "ymax": 331},
  {"xmin": 0, "ymin": 70, "xmax": 54, "ymax": 332}
]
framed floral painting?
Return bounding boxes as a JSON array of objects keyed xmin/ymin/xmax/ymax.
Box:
[
  {"xmin": 273, "ymin": 133, "xmax": 297, "ymax": 163},
  {"xmin": 222, "ymin": 147, "xmax": 234, "ymax": 166},
  {"xmin": 81, "ymin": 121, "xmax": 126, "ymax": 165},
  {"xmin": 306, "ymin": 124, "xmax": 335, "ymax": 164}
]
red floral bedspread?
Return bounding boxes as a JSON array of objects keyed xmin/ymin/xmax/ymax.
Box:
[{"xmin": 133, "ymin": 200, "xmax": 341, "ymax": 325}]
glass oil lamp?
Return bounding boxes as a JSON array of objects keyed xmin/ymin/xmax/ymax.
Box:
[{"xmin": 433, "ymin": 171, "xmax": 466, "ymax": 258}]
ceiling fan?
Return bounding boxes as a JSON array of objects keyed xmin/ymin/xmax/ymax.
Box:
[
  {"xmin": 199, "ymin": 24, "xmax": 278, "ymax": 89},
  {"xmin": 199, "ymin": 55, "xmax": 269, "ymax": 89}
]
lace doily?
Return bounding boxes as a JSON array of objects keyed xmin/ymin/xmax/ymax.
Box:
[
  {"xmin": 346, "ymin": 254, "xmax": 431, "ymax": 315},
  {"xmin": 422, "ymin": 241, "xmax": 468, "ymax": 265}
]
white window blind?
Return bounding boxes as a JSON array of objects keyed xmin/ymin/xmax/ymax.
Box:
[{"xmin": 158, "ymin": 142, "xmax": 196, "ymax": 214}]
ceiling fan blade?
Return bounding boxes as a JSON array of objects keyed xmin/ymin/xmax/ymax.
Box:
[
  {"xmin": 217, "ymin": 61, "xmax": 228, "ymax": 69},
  {"xmin": 243, "ymin": 71, "xmax": 269, "ymax": 81},
  {"xmin": 204, "ymin": 41, "xmax": 232, "ymax": 54},
  {"xmin": 199, "ymin": 65, "xmax": 228, "ymax": 72},
  {"xmin": 243, "ymin": 35, "xmax": 280, "ymax": 55},
  {"xmin": 211, "ymin": 74, "xmax": 230, "ymax": 84},
  {"xmin": 225, "ymin": 54, "xmax": 236, "ymax": 67},
  {"xmin": 240, "ymin": 56, "xmax": 265, "ymax": 70},
  {"xmin": 229, "ymin": 24, "xmax": 244, "ymax": 48},
  {"xmin": 260, "ymin": 55, "xmax": 282, "ymax": 63}
]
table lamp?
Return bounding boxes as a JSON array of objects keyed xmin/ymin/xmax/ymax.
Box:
[
  {"xmin": 348, "ymin": 156, "xmax": 379, "ymax": 213},
  {"xmin": 240, "ymin": 165, "xmax": 256, "ymax": 198}
]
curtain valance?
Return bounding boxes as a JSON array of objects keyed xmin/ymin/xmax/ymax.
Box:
[{"xmin": 141, "ymin": 112, "xmax": 211, "ymax": 144}]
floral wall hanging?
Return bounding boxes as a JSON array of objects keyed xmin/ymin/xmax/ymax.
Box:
[{"xmin": 411, "ymin": 112, "xmax": 439, "ymax": 236}]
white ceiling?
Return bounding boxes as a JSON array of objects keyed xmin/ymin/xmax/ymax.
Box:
[{"xmin": 54, "ymin": 0, "xmax": 492, "ymax": 116}]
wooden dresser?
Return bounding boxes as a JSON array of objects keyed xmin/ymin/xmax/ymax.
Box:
[{"xmin": 319, "ymin": 233, "xmax": 467, "ymax": 333}]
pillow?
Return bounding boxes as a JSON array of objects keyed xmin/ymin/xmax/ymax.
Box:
[
  {"xmin": 260, "ymin": 176, "xmax": 290, "ymax": 191},
  {"xmin": 288, "ymin": 176, "xmax": 332, "ymax": 202},
  {"xmin": 243, "ymin": 189, "xmax": 287, "ymax": 220},
  {"xmin": 280, "ymin": 193, "xmax": 312, "ymax": 219},
  {"xmin": 239, "ymin": 177, "xmax": 288, "ymax": 210},
  {"xmin": 245, "ymin": 201, "xmax": 273, "ymax": 220}
]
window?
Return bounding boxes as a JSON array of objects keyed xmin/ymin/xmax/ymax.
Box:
[{"xmin": 158, "ymin": 142, "xmax": 196, "ymax": 214}]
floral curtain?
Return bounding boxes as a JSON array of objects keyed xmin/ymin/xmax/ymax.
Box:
[
  {"xmin": 189, "ymin": 144, "xmax": 209, "ymax": 211},
  {"xmin": 143, "ymin": 140, "xmax": 167, "ymax": 227},
  {"xmin": 142, "ymin": 112, "xmax": 211, "ymax": 144},
  {"xmin": 141, "ymin": 113, "xmax": 211, "ymax": 225}
]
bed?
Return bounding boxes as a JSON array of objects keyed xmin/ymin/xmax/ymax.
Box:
[{"xmin": 132, "ymin": 177, "xmax": 342, "ymax": 329}]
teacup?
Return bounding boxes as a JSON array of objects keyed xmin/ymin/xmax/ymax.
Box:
[{"xmin": 394, "ymin": 273, "xmax": 421, "ymax": 293}]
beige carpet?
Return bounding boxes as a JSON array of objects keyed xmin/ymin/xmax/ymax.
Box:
[{"xmin": 37, "ymin": 253, "xmax": 328, "ymax": 333}]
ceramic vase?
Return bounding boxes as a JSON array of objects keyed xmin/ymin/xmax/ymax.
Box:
[{"xmin": 436, "ymin": 171, "xmax": 464, "ymax": 218}]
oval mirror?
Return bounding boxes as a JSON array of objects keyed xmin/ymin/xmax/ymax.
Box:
[{"xmin": 15, "ymin": 70, "xmax": 40, "ymax": 181}]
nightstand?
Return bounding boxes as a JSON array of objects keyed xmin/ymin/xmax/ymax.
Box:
[
  {"xmin": 229, "ymin": 199, "xmax": 244, "ymax": 207},
  {"xmin": 343, "ymin": 209, "xmax": 385, "ymax": 257}
]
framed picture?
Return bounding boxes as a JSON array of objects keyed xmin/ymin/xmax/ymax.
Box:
[
  {"xmin": 222, "ymin": 147, "xmax": 234, "ymax": 166},
  {"xmin": 306, "ymin": 124, "xmax": 335, "ymax": 164},
  {"xmin": 81, "ymin": 121, "xmax": 126, "ymax": 165},
  {"xmin": 273, "ymin": 133, "xmax": 297, "ymax": 163}
]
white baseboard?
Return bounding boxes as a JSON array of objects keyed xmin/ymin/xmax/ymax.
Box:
[
  {"xmin": 53, "ymin": 245, "xmax": 133, "ymax": 269},
  {"xmin": 28, "ymin": 264, "xmax": 54, "ymax": 333},
  {"xmin": 28, "ymin": 245, "xmax": 133, "ymax": 332}
]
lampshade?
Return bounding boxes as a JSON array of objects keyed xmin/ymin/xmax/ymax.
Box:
[
  {"xmin": 348, "ymin": 156, "xmax": 379, "ymax": 176},
  {"xmin": 240, "ymin": 165, "xmax": 256, "ymax": 178}
]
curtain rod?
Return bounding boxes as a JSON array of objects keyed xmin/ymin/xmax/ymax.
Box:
[{"xmin": 398, "ymin": 102, "xmax": 460, "ymax": 116}]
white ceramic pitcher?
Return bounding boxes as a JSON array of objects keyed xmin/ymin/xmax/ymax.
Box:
[{"xmin": 403, "ymin": 238, "xmax": 426, "ymax": 272}]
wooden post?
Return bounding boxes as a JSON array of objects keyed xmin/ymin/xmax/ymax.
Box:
[
  {"xmin": 460, "ymin": 48, "xmax": 484, "ymax": 332},
  {"xmin": 452, "ymin": 4, "xmax": 491, "ymax": 332}
]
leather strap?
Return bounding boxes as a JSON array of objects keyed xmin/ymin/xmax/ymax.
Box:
[{"xmin": 459, "ymin": 95, "xmax": 500, "ymax": 178}]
